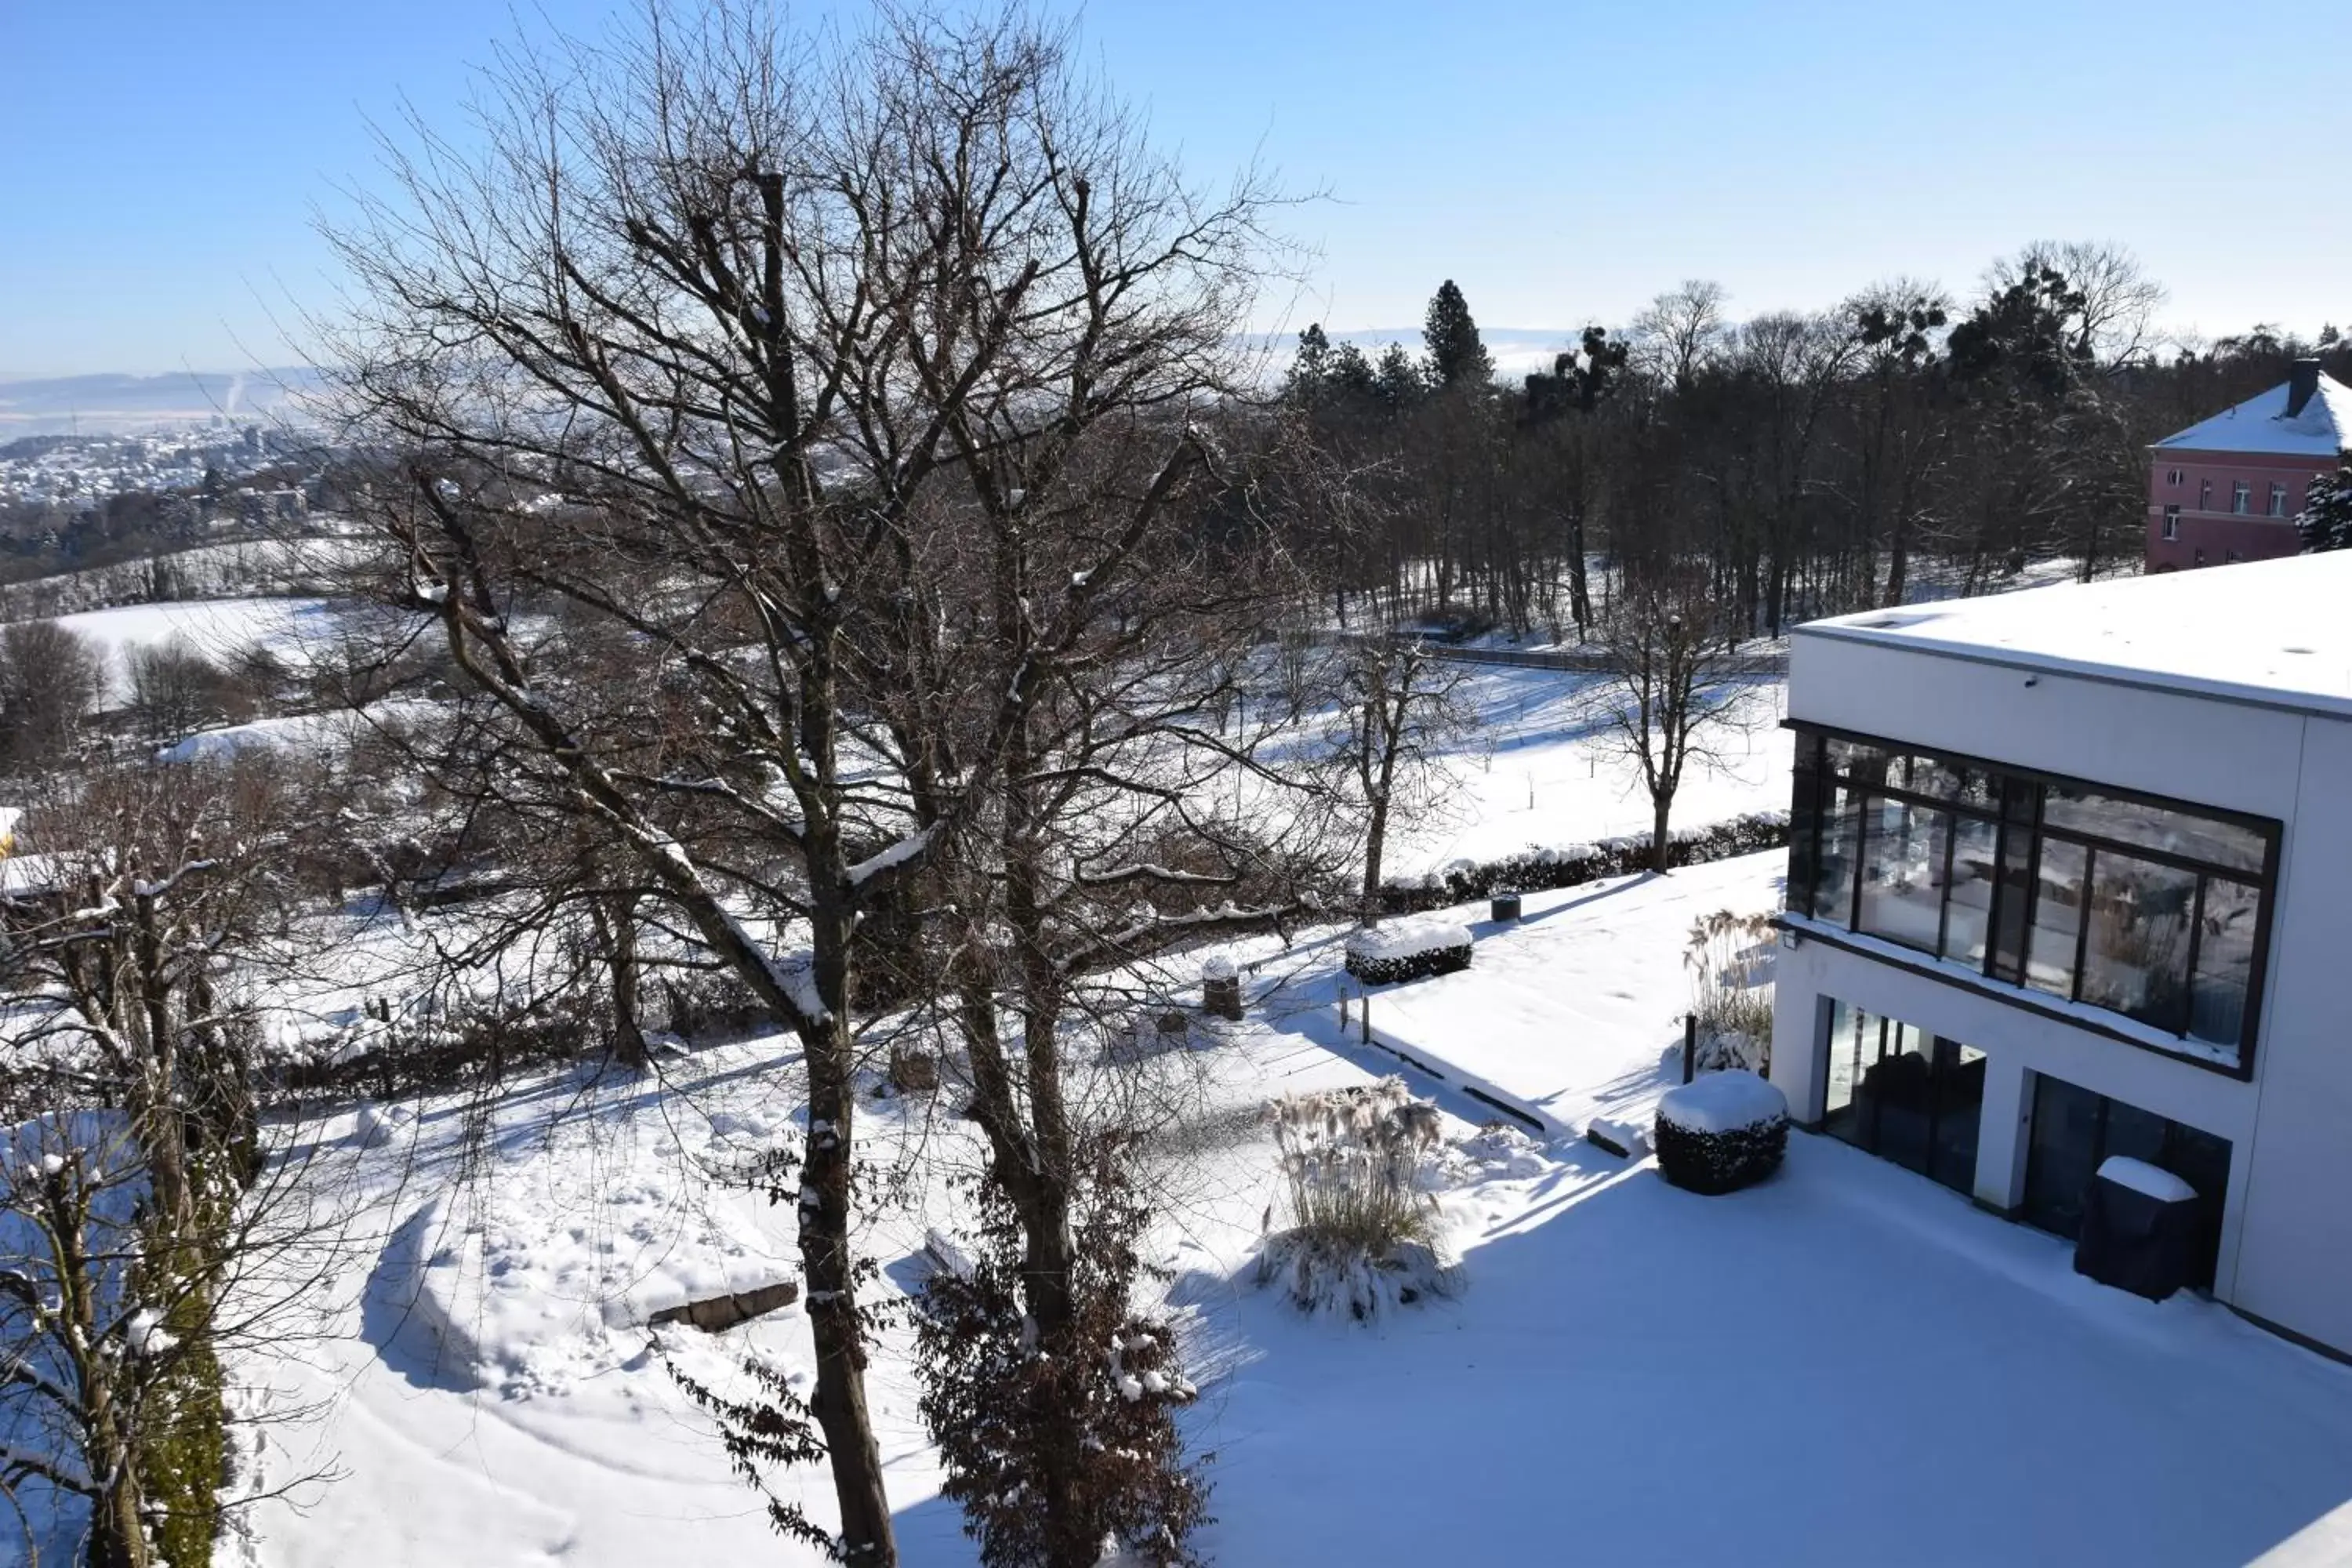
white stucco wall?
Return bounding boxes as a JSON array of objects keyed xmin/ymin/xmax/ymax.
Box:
[
  {"xmin": 1776, "ymin": 631, "xmax": 2352, "ymax": 1351},
  {"xmin": 2227, "ymin": 713, "xmax": 2352, "ymax": 1349}
]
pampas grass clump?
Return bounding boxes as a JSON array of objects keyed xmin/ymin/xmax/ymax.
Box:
[{"xmin": 1256, "ymin": 1078, "xmax": 1458, "ymax": 1320}]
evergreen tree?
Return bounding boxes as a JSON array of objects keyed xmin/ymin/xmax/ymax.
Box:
[
  {"xmin": 2298, "ymin": 460, "xmax": 2352, "ymax": 553},
  {"xmin": 1327, "ymin": 339, "xmax": 1377, "ymax": 397},
  {"xmin": 1373, "ymin": 341, "xmax": 1425, "ymax": 412},
  {"xmin": 1422, "ymin": 278, "xmax": 1493, "ymax": 389},
  {"xmin": 1286, "ymin": 322, "xmax": 1333, "ymax": 396},
  {"xmin": 1523, "ymin": 325, "xmax": 1628, "ymax": 419}
]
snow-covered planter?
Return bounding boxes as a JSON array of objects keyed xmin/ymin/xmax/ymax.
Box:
[
  {"xmin": 1344, "ymin": 920, "xmax": 1472, "ymax": 985},
  {"xmin": 1653, "ymin": 1070, "xmax": 1788, "ymax": 1196},
  {"xmin": 1258, "ymin": 1078, "xmax": 1458, "ymax": 1320}
]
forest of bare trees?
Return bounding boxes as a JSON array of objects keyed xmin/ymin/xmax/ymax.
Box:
[{"xmin": 1283, "ymin": 251, "xmax": 2352, "ymax": 642}]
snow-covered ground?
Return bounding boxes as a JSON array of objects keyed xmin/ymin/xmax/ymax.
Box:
[
  {"xmin": 56, "ymin": 596, "xmax": 336, "ymax": 701},
  {"xmin": 219, "ymin": 854, "xmax": 2352, "ymax": 1568},
  {"xmin": 16, "ymin": 575, "xmax": 2347, "ymax": 1567},
  {"xmin": 1341, "ymin": 854, "xmax": 1783, "ymax": 1134},
  {"xmin": 154, "ymin": 699, "xmax": 437, "ymax": 764},
  {"xmin": 1378, "ymin": 665, "xmax": 1791, "ymax": 877}
]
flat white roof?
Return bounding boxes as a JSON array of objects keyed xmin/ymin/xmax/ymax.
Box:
[
  {"xmin": 2152, "ymin": 373, "xmax": 2350, "ymax": 458},
  {"xmin": 1797, "ymin": 553, "xmax": 2352, "ymax": 720}
]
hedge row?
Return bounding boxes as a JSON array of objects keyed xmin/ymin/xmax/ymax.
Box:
[
  {"xmin": 1343, "ymin": 933, "xmax": 1473, "ymax": 986},
  {"xmin": 1377, "ymin": 810, "xmax": 1791, "ymax": 915}
]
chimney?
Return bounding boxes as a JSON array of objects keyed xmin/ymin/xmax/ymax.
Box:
[{"xmin": 2286, "ymin": 358, "xmax": 2322, "ymax": 419}]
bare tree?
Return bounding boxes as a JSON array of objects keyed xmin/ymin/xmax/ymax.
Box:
[
  {"xmin": 1322, "ymin": 640, "xmax": 1483, "ymax": 923},
  {"xmin": 1588, "ymin": 572, "xmax": 1757, "ymax": 873},
  {"xmin": 126, "ymin": 637, "xmax": 244, "ymax": 745},
  {"xmin": 1633, "ymin": 279, "xmax": 1730, "ymax": 391},
  {"xmin": 1993, "ymin": 240, "xmax": 2167, "ymax": 366},
  {"xmin": 913, "ymin": 504, "xmax": 1331, "ymax": 1566},
  {"xmin": 0, "ymin": 757, "xmax": 339, "ymax": 1568},
  {"xmin": 0, "ymin": 621, "xmax": 106, "ymax": 767},
  {"xmin": 321, "ymin": 2, "xmax": 1284, "ymax": 1557}
]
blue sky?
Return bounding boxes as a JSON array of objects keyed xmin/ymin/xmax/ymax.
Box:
[{"xmin": 4, "ymin": 0, "xmax": 2347, "ymax": 376}]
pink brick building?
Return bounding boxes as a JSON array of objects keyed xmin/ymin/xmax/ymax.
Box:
[{"xmin": 2146, "ymin": 359, "xmax": 2350, "ymax": 572}]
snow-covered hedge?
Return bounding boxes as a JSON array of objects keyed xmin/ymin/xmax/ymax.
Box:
[
  {"xmin": 1653, "ymin": 1070, "xmax": 1789, "ymax": 1195},
  {"xmin": 1377, "ymin": 810, "xmax": 1791, "ymax": 915},
  {"xmin": 1343, "ymin": 920, "xmax": 1473, "ymax": 985}
]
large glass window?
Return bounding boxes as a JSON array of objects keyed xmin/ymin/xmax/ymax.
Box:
[
  {"xmin": 2043, "ymin": 785, "xmax": 2264, "ymax": 874},
  {"xmin": 1940, "ymin": 815, "xmax": 2000, "ymax": 970},
  {"xmin": 2189, "ymin": 878, "xmax": 2259, "ymax": 1047},
  {"xmin": 1787, "ymin": 727, "xmax": 2278, "ymax": 1073},
  {"xmin": 1857, "ymin": 796, "xmax": 1947, "ymax": 951},
  {"xmin": 2025, "ymin": 839, "xmax": 2086, "ymax": 999},
  {"xmin": 1811, "ymin": 784, "xmax": 1860, "ymax": 924},
  {"xmin": 2078, "ymin": 851, "xmax": 2196, "ymax": 1032}
]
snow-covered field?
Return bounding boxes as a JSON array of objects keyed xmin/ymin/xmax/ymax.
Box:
[
  {"xmin": 56, "ymin": 596, "xmax": 336, "ymax": 700},
  {"xmin": 1381, "ymin": 665, "xmax": 1791, "ymax": 876},
  {"xmin": 217, "ymin": 853, "xmax": 2352, "ymax": 1568}
]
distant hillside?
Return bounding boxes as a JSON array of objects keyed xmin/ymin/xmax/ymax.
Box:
[{"xmin": 0, "ymin": 369, "xmax": 330, "ymax": 435}]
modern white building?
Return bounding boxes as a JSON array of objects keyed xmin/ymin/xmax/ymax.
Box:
[{"xmin": 1770, "ymin": 553, "xmax": 2352, "ymax": 1356}]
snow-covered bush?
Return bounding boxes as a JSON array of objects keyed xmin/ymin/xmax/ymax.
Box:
[
  {"xmin": 1686, "ymin": 909, "xmax": 1776, "ymax": 1073},
  {"xmin": 1343, "ymin": 920, "xmax": 1472, "ymax": 985},
  {"xmin": 1258, "ymin": 1078, "xmax": 1457, "ymax": 1319},
  {"xmin": 1653, "ymin": 1071, "xmax": 1789, "ymax": 1196},
  {"xmin": 1376, "ymin": 809, "xmax": 1791, "ymax": 915},
  {"xmin": 1446, "ymin": 1120, "xmax": 1552, "ymax": 1181}
]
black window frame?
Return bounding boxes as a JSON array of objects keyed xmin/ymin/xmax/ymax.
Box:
[{"xmin": 1786, "ymin": 722, "xmax": 2281, "ymax": 1080}]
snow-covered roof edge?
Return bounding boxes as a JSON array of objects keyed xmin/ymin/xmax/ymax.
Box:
[
  {"xmin": 2151, "ymin": 373, "xmax": 2352, "ymax": 458},
  {"xmin": 1792, "ymin": 557, "xmax": 2352, "ymax": 723}
]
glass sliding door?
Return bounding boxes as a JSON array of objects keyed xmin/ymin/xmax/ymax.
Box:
[
  {"xmin": 1929, "ymin": 1040, "xmax": 1986, "ymax": 1192},
  {"xmin": 2020, "ymin": 1072, "xmax": 2231, "ymax": 1290},
  {"xmin": 1822, "ymin": 999, "xmax": 1984, "ymax": 1197}
]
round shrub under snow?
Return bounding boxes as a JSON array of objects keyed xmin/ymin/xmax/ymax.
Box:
[
  {"xmin": 1653, "ymin": 1070, "xmax": 1788, "ymax": 1196},
  {"xmin": 1343, "ymin": 920, "xmax": 1473, "ymax": 985}
]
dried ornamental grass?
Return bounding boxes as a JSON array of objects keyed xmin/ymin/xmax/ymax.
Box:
[{"xmin": 1256, "ymin": 1078, "xmax": 1458, "ymax": 1320}]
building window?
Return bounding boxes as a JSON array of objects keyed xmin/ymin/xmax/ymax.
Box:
[
  {"xmin": 2226, "ymin": 550, "xmax": 2243, "ymax": 564},
  {"xmin": 2269, "ymin": 482, "xmax": 2288, "ymax": 517},
  {"xmin": 2165, "ymin": 467, "xmax": 2184, "ymax": 486},
  {"xmin": 2021, "ymin": 1073, "xmax": 2230, "ymax": 1289},
  {"xmin": 2161, "ymin": 505, "xmax": 2180, "ymax": 540},
  {"xmin": 1824, "ymin": 999, "xmax": 1985, "ymax": 1195},
  {"xmin": 1787, "ymin": 726, "xmax": 2280, "ymax": 1073},
  {"xmin": 2232, "ymin": 481, "xmax": 2252, "ymax": 514},
  {"xmin": 2199, "ymin": 478, "xmax": 2213, "ymax": 510}
]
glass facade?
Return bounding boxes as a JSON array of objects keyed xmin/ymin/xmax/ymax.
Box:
[
  {"xmin": 2020, "ymin": 1073, "xmax": 2230, "ymax": 1289},
  {"xmin": 1824, "ymin": 1000, "xmax": 1984, "ymax": 1195},
  {"xmin": 1788, "ymin": 726, "xmax": 2278, "ymax": 1073}
]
